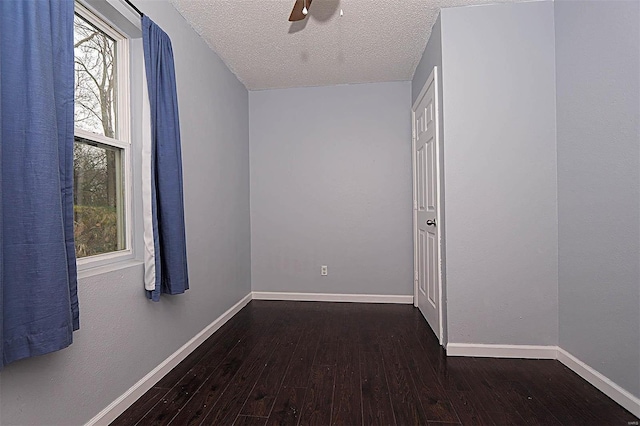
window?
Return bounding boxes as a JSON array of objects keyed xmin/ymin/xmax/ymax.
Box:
[{"xmin": 73, "ymin": 4, "xmax": 131, "ymax": 262}]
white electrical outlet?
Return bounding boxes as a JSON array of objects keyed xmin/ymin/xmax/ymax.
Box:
[{"xmin": 321, "ymin": 265, "xmax": 328, "ymax": 276}]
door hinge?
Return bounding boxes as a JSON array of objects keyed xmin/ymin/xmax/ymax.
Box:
[
  {"xmin": 414, "ymin": 271, "xmax": 419, "ymax": 281},
  {"xmin": 413, "ymin": 199, "xmax": 417, "ymax": 210}
]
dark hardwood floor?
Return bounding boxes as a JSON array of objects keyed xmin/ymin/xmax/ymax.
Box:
[{"xmin": 112, "ymin": 301, "xmax": 638, "ymax": 426}]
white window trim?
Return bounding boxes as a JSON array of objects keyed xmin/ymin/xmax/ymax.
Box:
[{"xmin": 74, "ymin": 2, "xmax": 134, "ymax": 270}]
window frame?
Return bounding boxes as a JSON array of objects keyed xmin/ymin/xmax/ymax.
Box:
[{"xmin": 74, "ymin": 2, "xmax": 134, "ymax": 269}]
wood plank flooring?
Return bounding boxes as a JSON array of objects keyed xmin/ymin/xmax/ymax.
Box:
[{"xmin": 112, "ymin": 301, "xmax": 639, "ymax": 426}]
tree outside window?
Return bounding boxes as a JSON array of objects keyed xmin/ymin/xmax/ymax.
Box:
[{"xmin": 73, "ymin": 11, "xmax": 126, "ymax": 258}]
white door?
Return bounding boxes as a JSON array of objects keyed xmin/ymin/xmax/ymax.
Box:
[{"xmin": 412, "ymin": 67, "xmax": 442, "ymax": 343}]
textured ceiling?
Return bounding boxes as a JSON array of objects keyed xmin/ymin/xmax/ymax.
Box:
[{"xmin": 171, "ymin": 0, "xmax": 519, "ymax": 90}]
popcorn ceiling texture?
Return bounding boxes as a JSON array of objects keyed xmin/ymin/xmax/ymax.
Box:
[{"xmin": 170, "ymin": 0, "xmax": 522, "ymax": 90}]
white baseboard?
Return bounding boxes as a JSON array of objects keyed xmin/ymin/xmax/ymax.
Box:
[
  {"xmin": 446, "ymin": 343, "xmax": 558, "ymax": 359},
  {"xmin": 85, "ymin": 292, "xmax": 252, "ymax": 426},
  {"xmin": 251, "ymin": 291, "xmax": 413, "ymax": 304},
  {"xmin": 557, "ymin": 348, "xmax": 640, "ymax": 418}
]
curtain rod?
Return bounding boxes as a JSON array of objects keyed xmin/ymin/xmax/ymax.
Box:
[{"xmin": 124, "ymin": 0, "xmax": 143, "ymax": 17}]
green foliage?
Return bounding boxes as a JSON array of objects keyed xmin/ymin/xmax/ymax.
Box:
[{"xmin": 74, "ymin": 205, "xmax": 118, "ymax": 258}]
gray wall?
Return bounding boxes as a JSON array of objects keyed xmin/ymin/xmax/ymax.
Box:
[
  {"xmin": 441, "ymin": 1, "xmax": 559, "ymax": 345},
  {"xmin": 0, "ymin": 1, "xmax": 251, "ymax": 424},
  {"xmin": 555, "ymin": 0, "xmax": 640, "ymax": 398},
  {"xmin": 412, "ymin": 14, "xmax": 442, "ymax": 106},
  {"xmin": 250, "ymin": 82, "xmax": 413, "ymax": 296}
]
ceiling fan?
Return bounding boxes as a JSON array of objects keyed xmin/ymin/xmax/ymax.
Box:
[{"xmin": 288, "ymin": 0, "xmax": 313, "ymax": 21}]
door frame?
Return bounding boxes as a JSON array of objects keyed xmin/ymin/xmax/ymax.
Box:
[{"xmin": 411, "ymin": 66, "xmax": 444, "ymax": 345}]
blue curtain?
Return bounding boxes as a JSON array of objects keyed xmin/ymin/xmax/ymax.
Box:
[
  {"xmin": 0, "ymin": 0, "xmax": 78, "ymax": 368},
  {"xmin": 142, "ymin": 16, "xmax": 189, "ymax": 301}
]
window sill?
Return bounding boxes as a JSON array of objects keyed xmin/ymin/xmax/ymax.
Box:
[{"xmin": 77, "ymin": 258, "xmax": 143, "ymax": 280}]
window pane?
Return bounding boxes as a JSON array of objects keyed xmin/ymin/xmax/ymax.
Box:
[
  {"xmin": 73, "ymin": 13, "xmax": 118, "ymax": 138},
  {"xmin": 73, "ymin": 138, "xmax": 125, "ymax": 258}
]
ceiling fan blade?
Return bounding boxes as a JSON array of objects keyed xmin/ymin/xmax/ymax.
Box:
[{"xmin": 289, "ymin": 0, "xmax": 312, "ymax": 22}]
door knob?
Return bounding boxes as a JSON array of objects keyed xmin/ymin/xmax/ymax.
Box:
[{"xmin": 426, "ymin": 219, "xmax": 437, "ymax": 227}]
